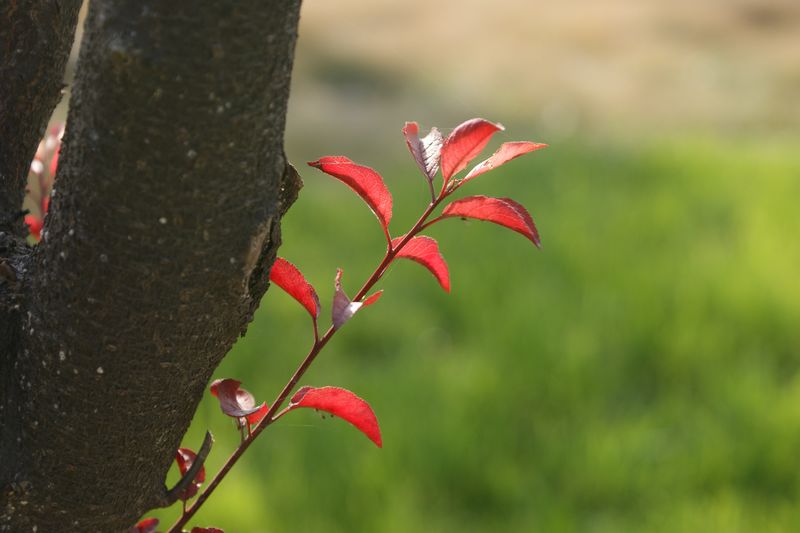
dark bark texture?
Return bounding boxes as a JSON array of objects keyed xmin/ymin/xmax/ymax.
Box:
[
  {"xmin": 0, "ymin": 0, "xmax": 83, "ymax": 236},
  {"xmin": 1, "ymin": 1, "xmax": 303, "ymax": 531}
]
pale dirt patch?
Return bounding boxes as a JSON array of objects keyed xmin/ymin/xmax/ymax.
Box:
[{"xmin": 289, "ymin": 0, "xmax": 800, "ymax": 144}]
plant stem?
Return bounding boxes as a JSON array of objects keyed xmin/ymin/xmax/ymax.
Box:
[{"xmin": 167, "ymin": 191, "xmax": 448, "ymax": 533}]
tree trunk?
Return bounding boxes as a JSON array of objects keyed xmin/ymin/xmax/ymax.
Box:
[
  {"xmin": 0, "ymin": 0, "xmax": 83, "ymax": 236},
  {"xmin": 0, "ymin": 1, "xmax": 303, "ymax": 531}
]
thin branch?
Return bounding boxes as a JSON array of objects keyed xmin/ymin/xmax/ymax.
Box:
[
  {"xmin": 426, "ymin": 177, "xmax": 436, "ymax": 204},
  {"xmin": 167, "ymin": 183, "xmax": 453, "ymax": 533},
  {"xmin": 0, "ymin": 0, "xmax": 81, "ymax": 234}
]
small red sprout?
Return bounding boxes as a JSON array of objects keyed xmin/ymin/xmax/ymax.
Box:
[{"xmin": 165, "ymin": 118, "xmax": 546, "ymax": 533}]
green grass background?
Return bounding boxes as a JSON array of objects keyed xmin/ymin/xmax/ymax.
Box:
[{"xmin": 148, "ymin": 136, "xmax": 800, "ymax": 532}]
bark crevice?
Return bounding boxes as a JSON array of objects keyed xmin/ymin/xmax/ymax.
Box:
[{"xmin": 0, "ymin": 0, "xmax": 83, "ymax": 237}]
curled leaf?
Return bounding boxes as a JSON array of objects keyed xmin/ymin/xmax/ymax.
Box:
[
  {"xmin": 402, "ymin": 122, "xmax": 443, "ymax": 181},
  {"xmin": 440, "ymin": 118, "xmax": 504, "ymax": 181},
  {"xmin": 392, "ymin": 235, "xmax": 450, "ymax": 292},
  {"xmin": 269, "ymin": 257, "xmax": 320, "ymax": 326},
  {"xmin": 308, "ymin": 156, "xmax": 393, "ymax": 234},
  {"xmin": 441, "ymin": 195, "xmax": 540, "ymax": 247},
  {"xmin": 175, "ymin": 448, "xmax": 205, "ymax": 501},
  {"xmin": 462, "ymin": 141, "xmax": 547, "ymax": 184},
  {"xmin": 331, "ymin": 269, "xmax": 382, "ymax": 330},
  {"xmin": 129, "ymin": 518, "xmax": 159, "ymax": 533},
  {"xmin": 209, "ymin": 379, "xmax": 268, "ymax": 421},
  {"xmin": 191, "ymin": 528, "xmax": 225, "ymax": 533},
  {"xmin": 289, "ymin": 386, "xmax": 382, "ymax": 447}
]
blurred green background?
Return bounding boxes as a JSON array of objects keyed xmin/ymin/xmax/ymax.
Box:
[{"xmin": 65, "ymin": 0, "xmax": 800, "ymax": 531}]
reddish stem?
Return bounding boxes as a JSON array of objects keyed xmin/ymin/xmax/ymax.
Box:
[
  {"xmin": 167, "ymin": 191, "xmax": 449, "ymax": 533},
  {"xmin": 426, "ymin": 177, "xmax": 436, "ymax": 204}
]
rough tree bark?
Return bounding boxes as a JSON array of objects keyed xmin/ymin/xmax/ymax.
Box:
[
  {"xmin": 1, "ymin": 0, "xmax": 83, "ymax": 236},
  {"xmin": 1, "ymin": 1, "xmax": 303, "ymax": 531}
]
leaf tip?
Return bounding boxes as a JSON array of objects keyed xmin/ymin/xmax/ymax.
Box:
[{"xmin": 402, "ymin": 121, "xmax": 419, "ymax": 135}]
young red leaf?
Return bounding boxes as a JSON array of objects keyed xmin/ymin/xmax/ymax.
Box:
[
  {"xmin": 245, "ymin": 402, "xmax": 269, "ymax": 426},
  {"xmin": 440, "ymin": 118, "xmax": 504, "ymax": 181},
  {"xmin": 392, "ymin": 235, "xmax": 450, "ymax": 292},
  {"xmin": 331, "ymin": 269, "xmax": 382, "ymax": 330},
  {"xmin": 289, "ymin": 386, "xmax": 382, "ymax": 447},
  {"xmin": 191, "ymin": 528, "xmax": 224, "ymax": 533},
  {"xmin": 402, "ymin": 122, "xmax": 443, "ymax": 181},
  {"xmin": 462, "ymin": 141, "xmax": 547, "ymax": 184},
  {"xmin": 209, "ymin": 379, "xmax": 268, "ymax": 420},
  {"xmin": 308, "ymin": 156, "xmax": 393, "ymax": 234},
  {"xmin": 440, "ymin": 195, "xmax": 541, "ymax": 247},
  {"xmin": 269, "ymin": 257, "xmax": 320, "ymax": 325},
  {"xmin": 362, "ymin": 290, "xmax": 383, "ymax": 306},
  {"xmin": 175, "ymin": 448, "xmax": 205, "ymax": 501},
  {"xmin": 130, "ymin": 517, "xmax": 159, "ymax": 533}
]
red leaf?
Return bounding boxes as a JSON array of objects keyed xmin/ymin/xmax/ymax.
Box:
[
  {"xmin": 308, "ymin": 156, "xmax": 393, "ymax": 233},
  {"xmin": 392, "ymin": 235, "xmax": 450, "ymax": 292},
  {"xmin": 362, "ymin": 290, "xmax": 383, "ymax": 306},
  {"xmin": 130, "ymin": 517, "xmax": 159, "ymax": 533},
  {"xmin": 24, "ymin": 214, "xmax": 43, "ymax": 240},
  {"xmin": 440, "ymin": 118, "xmax": 504, "ymax": 181},
  {"xmin": 402, "ymin": 122, "xmax": 443, "ymax": 181},
  {"xmin": 289, "ymin": 386, "xmax": 382, "ymax": 447},
  {"xmin": 441, "ymin": 195, "xmax": 540, "ymax": 247},
  {"xmin": 462, "ymin": 141, "xmax": 547, "ymax": 183},
  {"xmin": 331, "ymin": 269, "xmax": 381, "ymax": 330},
  {"xmin": 498, "ymin": 197, "xmax": 540, "ymax": 246},
  {"xmin": 191, "ymin": 528, "xmax": 225, "ymax": 533},
  {"xmin": 269, "ymin": 257, "xmax": 320, "ymax": 324},
  {"xmin": 176, "ymin": 448, "xmax": 206, "ymax": 483},
  {"xmin": 245, "ymin": 402, "xmax": 269, "ymax": 426},
  {"xmin": 209, "ymin": 379, "xmax": 268, "ymax": 420},
  {"xmin": 175, "ymin": 448, "xmax": 205, "ymax": 501},
  {"xmin": 49, "ymin": 145, "xmax": 60, "ymax": 177}
]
